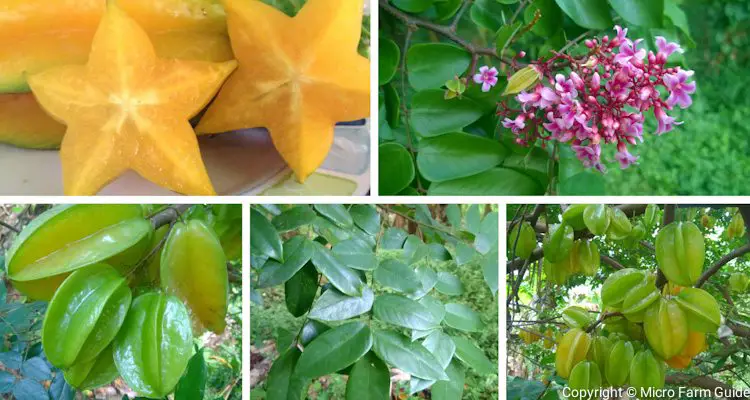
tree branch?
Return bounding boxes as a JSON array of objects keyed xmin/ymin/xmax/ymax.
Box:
[
  {"xmin": 150, "ymin": 205, "xmax": 191, "ymax": 229},
  {"xmin": 0, "ymin": 220, "xmax": 19, "ymax": 234},
  {"xmin": 600, "ymin": 255, "xmax": 625, "ymax": 270},
  {"xmin": 696, "ymin": 243, "xmax": 750, "ymax": 288}
]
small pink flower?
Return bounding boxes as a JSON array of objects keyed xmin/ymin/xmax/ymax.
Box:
[
  {"xmin": 615, "ymin": 142, "xmax": 638, "ymax": 169},
  {"xmin": 555, "ymin": 74, "xmax": 578, "ymax": 98},
  {"xmin": 613, "ymin": 25, "xmax": 628, "ymax": 45},
  {"xmin": 664, "ymin": 70, "xmax": 696, "ymax": 109},
  {"xmin": 473, "ymin": 66, "xmax": 499, "ymax": 92},
  {"xmin": 502, "ymin": 114, "xmax": 526, "ymax": 133},
  {"xmin": 614, "ymin": 39, "xmax": 646, "ymax": 66},
  {"xmin": 655, "ymin": 36, "xmax": 683, "ymax": 58},
  {"xmin": 654, "ymin": 106, "xmax": 683, "ymax": 135},
  {"xmin": 573, "ymin": 144, "xmax": 605, "ymax": 172},
  {"xmin": 538, "ymin": 86, "xmax": 560, "ymax": 107},
  {"xmin": 590, "ymin": 72, "xmax": 601, "ymax": 90},
  {"xmin": 543, "ymin": 112, "xmax": 573, "ymax": 142}
]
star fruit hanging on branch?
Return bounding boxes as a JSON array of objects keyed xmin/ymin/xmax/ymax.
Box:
[{"xmin": 498, "ymin": 26, "xmax": 696, "ymax": 172}]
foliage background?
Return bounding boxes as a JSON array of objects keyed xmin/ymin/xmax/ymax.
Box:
[
  {"xmin": 0, "ymin": 204, "xmax": 242, "ymax": 400},
  {"xmin": 506, "ymin": 204, "xmax": 750, "ymax": 399}
]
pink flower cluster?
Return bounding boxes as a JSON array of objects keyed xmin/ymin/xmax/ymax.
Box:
[{"xmin": 499, "ymin": 26, "xmax": 696, "ymax": 171}]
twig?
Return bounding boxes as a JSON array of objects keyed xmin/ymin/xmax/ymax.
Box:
[
  {"xmin": 696, "ymin": 243, "xmax": 750, "ymax": 288},
  {"xmin": 0, "ymin": 221, "xmax": 19, "ymax": 234},
  {"xmin": 449, "ymin": 0, "xmax": 473, "ymax": 32},
  {"xmin": 585, "ymin": 311, "xmax": 622, "ymax": 333},
  {"xmin": 377, "ymin": 205, "xmax": 462, "ymax": 239}
]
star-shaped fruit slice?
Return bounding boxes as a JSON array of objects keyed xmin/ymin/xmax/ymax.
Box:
[
  {"xmin": 27, "ymin": 2, "xmax": 237, "ymax": 195},
  {"xmin": 196, "ymin": 0, "xmax": 370, "ymax": 182}
]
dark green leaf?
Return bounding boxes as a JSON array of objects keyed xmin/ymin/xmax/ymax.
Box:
[
  {"xmin": 475, "ymin": 211, "xmax": 499, "ymax": 254},
  {"xmin": 403, "ymin": 235, "xmax": 428, "ymax": 265},
  {"xmin": 410, "ymin": 90, "xmax": 485, "ymax": 137},
  {"xmin": 431, "ymin": 360, "xmax": 466, "ymax": 399},
  {"xmin": 466, "ymin": 205, "xmax": 481, "ymax": 234},
  {"xmin": 257, "ymin": 236, "xmax": 314, "ymax": 288},
  {"xmin": 373, "ymin": 294, "xmax": 441, "ymax": 330},
  {"xmin": 314, "ymin": 205, "xmax": 354, "ymax": 228},
  {"xmin": 300, "ymin": 320, "xmax": 331, "ymax": 346},
  {"xmin": 272, "ymin": 206, "xmax": 317, "ymax": 233},
  {"xmin": 295, "ymin": 322, "xmax": 373, "ymax": 379},
  {"xmin": 525, "ymin": 0, "xmax": 563, "ymax": 37},
  {"xmin": 452, "ymin": 336, "xmax": 496, "ymax": 374},
  {"xmin": 418, "ymin": 295, "xmax": 446, "ymax": 323},
  {"xmin": 251, "ymin": 208, "xmax": 283, "ymax": 262},
  {"xmin": 12, "ymin": 379, "xmax": 47, "ymax": 400},
  {"xmin": 379, "ymin": 38, "xmax": 401, "ymax": 85},
  {"xmin": 175, "ymin": 349, "xmax": 207, "ymax": 400},
  {"xmin": 373, "ymin": 260, "xmax": 420, "ymax": 293},
  {"xmin": 609, "ymin": 0, "xmax": 663, "ymax": 28},
  {"xmin": 383, "ymin": 83, "xmax": 401, "ymax": 128},
  {"xmin": 496, "ymin": 22, "xmax": 523, "ymax": 54},
  {"xmin": 435, "ymin": 272, "xmax": 464, "ymax": 295},
  {"xmin": 501, "ymin": 147, "xmax": 550, "ymax": 188},
  {"xmin": 417, "ymin": 133, "xmax": 509, "ymax": 182},
  {"xmin": 49, "ymin": 373, "xmax": 72, "ymax": 400},
  {"xmin": 428, "ymin": 243, "xmax": 452, "ymax": 261},
  {"xmin": 410, "ymin": 266, "xmax": 438, "ymax": 299},
  {"xmin": 372, "ymin": 329, "xmax": 449, "ymax": 381},
  {"xmin": 0, "ymin": 371, "xmax": 13, "ymax": 394},
  {"xmin": 381, "ymin": 228, "xmax": 408, "ymax": 249},
  {"xmin": 455, "ymin": 242, "xmax": 477, "ymax": 265},
  {"xmin": 558, "ymin": 171, "xmax": 605, "ymax": 195},
  {"xmin": 435, "ymin": 0, "xmax": 463, "ymax": 21},
  {"xmin": 349, "ymin": 205, "xmax": 381, "ymax": 236},
  {"xmin": 482, "ymin": 250, "xmax": 499, "ymax": 295},
  {"xmin": 309, "ymin": 287, "xmax": 374, "ymax": 322},
  {"xmin": 423, "ymin": 331, "xmax": 456, "ymax": 369},
  {"xmin": 285, "ymin": 263, "xmax": 320, "ymax": 317},
  {"xmin": 379, "ymin": 143, "xmax": 415, "ymax": 195},
  {"xmin": 444, "ymin": 303, "xmax": 484, "ymax": 332},
  {"xmin": 266, "ymin": 349, "xmax": 306, "ymax": 400},
  {"xmin": 470, "ymin": 0, "xmax": 509, "ymax": 31},
  {"xmin": 407, "ymin": 44, "xmax": 471, "ymax": 91},
  {"xmin": 345, "ymin": 352, "xmax": 390, "ymax": 400},
  {"xmin": 555, "ymin": 0, "xmax": 613, "ymax": 29},
  {"xmin": 311, "ymin": 242, "xmax": 364, "ymax": 296},
  {"xmin": 664, "ymin": 0, "xmax": 692, "ymax": 43},
  {"xmin": 333, "ymin": 239, "xmax": 377, "ymax": 271},
  {"xmin": 428, "ymin": 167, "xmax": 544, "ymax": 195},
  {"xmin": 446, "ymin": 205, "xmax": 461, "ymax": 228},
  {"xmin": 392, "ymin": 0, "xmax": 434, "ymax": 13},
  {"xmin": 21, "ymin": 357, "xmax": 50, "ymax": 382},
  {"xmin": 313, "ymin": 216, "xmax": 352, "ymax": 245}
]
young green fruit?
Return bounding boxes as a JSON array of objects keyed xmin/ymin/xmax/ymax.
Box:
[{"xmin": 655, "ymin": 221, "xmax": 705, "ymax": 287}]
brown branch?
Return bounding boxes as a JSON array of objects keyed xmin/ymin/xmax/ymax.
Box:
[
  {"xmin": 449, "ymin": 0, "xmax": 472, "ymax": 31},
  {"xmin": 0, "ymin": 220, "xmax": 19, "ymax": 234},
  {"xmin": 585, "ymin": 311, "xmax": 622, "ymax": 333},
  {"xmin": 696, "ymin": 243, "xmax": 750, "ymax": 288},
  {"xmin": 600, "ymin": 255, "xmax": 625, "ymax": 270},
  {"xmin": 150, "ymin": 205, "xmax": 191, "ymax": 230}
]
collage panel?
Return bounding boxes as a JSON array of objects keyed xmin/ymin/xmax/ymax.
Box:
[
  {"xmin": 250, "ymin": 204, "xmax": 499, "ymax": 399},
  {"xmin": 0, "ymin": 0, "xmax": 371, "ymax": 196},
  {"xmin": 0, "ymin": 204, "xmax": 242, "ymax": 399},
  {"xmin": 507, "ymin": 204, "xmax": 750, "ymax": 400}
]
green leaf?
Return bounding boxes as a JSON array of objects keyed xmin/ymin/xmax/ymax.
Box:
[
  {"xmin": 495, "ymin": 21, "xmax": 522, "ymax": 54},
  {"xmin": 257, "ymin": 236, "xmax": 314, "ymax": 288},
  {"xmin": 428, "ymin": 243, "xmax": 452, "ymax": 261},
  {"xmin": 21, "ymin": 357, "xmax": 50, "ymax": 382},
  {"xmin": 407, "ymin": 43, "xmax": 471, "ymax": 91},
  {"xmin": 266, "ymin": 348, "xmax": 306, "ymax": 400},
  {"xmin": 435, "ymin": 0, "xmax": 463, "ymax": 21},
  {"xmin": 403, "ymin": 235, "xmax": 428, "ymax": 265},
  {"xmin": 251, "ymin": 208, "xmax": 283, "ymax": 262},
  {"xmin": 349, "ymin": 205, "xmax": 381, "ymax": 236},
  {"xmin": 424, "ymin": 331, "xmax": 456, "ymax": 369},
  {"xmin": 379, "ymin": 38, "xmax": 401, "ymax": 85},
  {"xmin": 381, "ymin": 228, "xmax": 408, "ymax": 249},
  {"xmin": 392, "ymin": 0, "xmax": 434, "ymax": 13},
  {"xmin": 345, "ymin": 352, "xmax": 390, "ymax": 400},
  {"xmin": 431, "ymin": 360, "xmax": 466, "ymax": 399},
  {"xmin": 455, "ymin": 242, "xmax": 477, "ymax": 265},
  {"xmin": 373, "ymin": 294, "xmax": 441, "ymax": 330},
  {"xmin": 470, "ymin": 0, "xmax": 509, "ymax": 31},
  {"xmin": 609, "ymin": 0, "xmax": 663, "ymax": 28},
  {"xmin": 435, "ymin": 272, "xmax": 464, "ymax": 295},
  {"xmin": 475, "ymin": 211, "xmax": 499, "ymax": 254},
  {"xmin": 410, "ymin": 266, "xmax": 439, "ymax": 299},
  {"xmin": 444, "ymin": 303, "xmax": 484, "ymax": 332},
  {"xmin": 308, "ymin": 287, "xmax": 374, "ymax": 322},
  {"xmin": 501, "ymin": 147, "xmax": 550, "ymax": 188},
  {"xmin": 332, "ymin": 239, "xmax": 377, "ymax": 271},
  {"xmin": 285, "ymin": 263, "xmax": 320, "ymax": 317},
  {"xmin": 419, "ymin": 295, "xmax": 446, "ymax": 323},
  {"xmin": 410, "ymin": 90, "xmax": 485, "ymax": 137},
  {"xmin": 314, "ymin": 205, "xmax": 353, "ymax": 229},
  {"xmin": 175, "ymin": 349, "xmax": 207, "ymax": 400},
  {"xmin": 664, "ymin": 0, "xmax": 692, "ymax": 44},
  {"xmin": 417, "ymin": 133, "xmax": 509, "ymax": 182},
  {"xmin": 428, "ymin": 167, "xmax": 544, "ymax": 195},
  {"xmin": 555, "ymin": 0, "xmax": 613, "ymax": 29},
  {"xmin": 372, "ymin": 329, "xmax": 449, "ymax": 381},
  {"xmin": 300, "ymin": 320, "xmax": 331, "ymax": 346},
  {"xmin": 379, "ymin": 143, "xmax": 415, "ymax": 195},
  {"xmin": 446, "ymin": 205, "xmax": 461, "ymax": 228},
  {"xmin": 451, "ymin": 336, "xmax": 496, "ymax": 374},
  {"xmin": 383, "ymin": 84, "xmax": 401, "ymax": 128},
  {"xmin": 524, "ymin": 0, "xmax": 563, "ymax": 37},
  {"xmin": 295, "ymin": 322, "xmax": 373, "ymax": 379},
  {"xmin": 466, "ymin": 205, "xmax": 481, "ymax": 234},
  {"xmin": 482, "ymin": 250, "xmax": 499, "ymax": 295},
  {"xmin": 310, "ymin": 242, "xmax": 364, "ymax": 296},
  {"xmin": 272, "ymin": 206, "xmax": 317, "ymax": 233},
  {"xmin": 558, "ymin": 171, "xmax": 605, "ymax": 195},
  {"xmin": 0, "ymin": 372, "xmax": 14, "ymax": 394},
  {"xmin": 12, "ymin": 379, "xmax": 47, "ymax": 400},
  {"xmin": 373, "ymin": 259, "xmax": 420, "ymax": 293},
  {"xmin": 49, "ymin": 373, "xmax": 73, "ymax": 400},
  {"xmin": 313, "ymin": 216, "xmax": 351, "ymax": 245}
]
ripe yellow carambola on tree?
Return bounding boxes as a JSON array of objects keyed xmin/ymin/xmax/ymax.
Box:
[
  {"xmin": 196, "ymin": 0, "xmax": 370, "ymax": 182},
  {"xmin": 583, "ymin": 204, "xmax": 610, "ymax": 235},
  {"xmin": 114, "ymin": 292, "xmax": 194, "ymax": 399},
  {"xmin": 665, "ymin": 331, "xmax": 706, "ymax": 369},
  {"xmin": 568, "ymin": 361, "xmax": 601, "ymax": 399},
  {"xmin": 543, "ymin": 223, "xmax": 574, "ymax": 263},
  {"xmin": 161, "ymin": 219, "xmax": 229, "ymax": 333},
  {"xmin": 520, "ymin": 330, "xmax": 541, "ymax": 344},
  {"xmin": 563, "ymin": 204, "xmax": 589, "ymax": 230},
  {"xmin": 673, "ymin": 287, "xmax": 721, "ymax": 333},
  {"xmin": 643, "ymin": 298, "xmax": 688, "ymax": 359},
  {"xmin": 556, "ymin": 328, "xmax": 592, "ymax": 379},
  {"xmin": 64, "ymin": 345, "xmax": 119, "ymax": 391},
  {"xmin": 727, "ymin": 212, "xmax": 746, "ymax": 240},
  {"xmin": 606, "ymin": 340, "xmax": 634, "ymax": 386},
  {"xmin": 655, "ymin": 221, "xmax": 705, "ymax": 287},
  {"xmin": 508, "ymin": 221, "xmax": 536, "ymax": 259},
  {"xmin": 601, "ymin": 268, "xmax": 647, "ymax": 308},
  {"xmin": 544, "ymin": 329, "xmax": 555, "ymax": 349},
  {"xmin": 621, "ymin": 277, "xmax": 659, "ymax": 323},
  {"xmin": 629, "ymin": 350, "xmax": 665, "ymax": 391},
  {"xmin": 607, "ymin": 208, "xmax": 633, "ymax": 240},
  {"xmin": 5, "ymin": 204, "xmax": 149, "ymax": 300},
  {"xmin": 562, "ymin": 306, "xmax": 594, "ymax": 330},
  {"xmin": 574, "ymin": 240, "xmax": 600, "ymax": 276},
  {"xmin": 729, "ymin": 273, "xmax": 749, "ymax": 293}
]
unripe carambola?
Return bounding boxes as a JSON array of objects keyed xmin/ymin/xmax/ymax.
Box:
[
  {"xmin": 606, "ymin": 340, "xmax": 634, "ymax": 386},
  {"xmin": 586, "ymin": 336, "xmax": 612, "ymax": 373},
  {"xmin": 607, "ymin": 208, "xmax": 633, "ymax": 240},
  {"xmin": 643, "ymin": 298, "xmax": 688, "ymax": 359},
  {"xmin": 729, "ymin": 273, "xmax": 749, "ymax": 293},
  {"xmin": 43, "ymin": 264, "xmax": 131, "ymax": 369},
  {"xmin": 655, "ymin": 221, "xmax": 705, "ymax": 287},
  {"xmin": 573, "ymin": 240, "xmax": 599, "ymax": 276},
  {"xmin": 727, "ymin": 212, "xmax": 746, "ymax": 240},
  {"xmin": 601, "ymin": 268, "xmax": 647, "ymax": 308},
  {"xmin": 583, "ymin": 204, "xmax": 610, "ymax": 235},
  {"xmin": 629, "ymin": 350, "xmax": 665, "ymax": 391},
  {"xmin": 562, "ymin": 204, "xmax": 588, "ymax": 230},
  {"xmin": 673, "ymin": 287, "xmax": 721, "ymax": 333},
  {"xmin": 555, "ymin": 328, "xmax": 591, "ymax": 379},
  {"xmin": 562, "ymin": 306, "xmax": 594, "ymax": 330},
  {"xmin": 543, "ymin": 223, "xmax": 574, "ymax": 263},
  {"xmin": 508, "ymin": 222, "xmax": 536, "ymax": 259},
  {"xmin": 643, "ymin": 204, "xmax": 658, "ymax": 229},
  {"xmin": 568, "ymin": 361, "xmax": 601, "ymax": 400},
  {"xmin": 64, "ymin": 345, "xmax": 119, "ymax": 391},
  {"xmin": 621, "ymin": 277, "xmax": 659, "ymax": 323},
  {"xmin": 544, "ymin": 257, "xmax": 571, "ymax": 285}
]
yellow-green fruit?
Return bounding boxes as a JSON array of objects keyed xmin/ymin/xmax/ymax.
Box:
[
  {"xmin": 629, "ymin": 350, "xmax": 665, "ymax": 391},
  {"xmin": 544, "ymin": 329, "xmax": 555, "ymax": 349},
  {"xmin": 727, "ymin": 212, "xmax": 746, "ymax": 240},
  {"xmin": 607, "ymin": 208, "xmax": 633, "ymax": 240},
  {"xmin": 563, "ymin": 306, "xmax": 594, "ymax": 329},
  {"xmin": 568, "ymin": 361, "xmax": 601, "ymax": 400},
  {"xmin": 508, "ymin": 222, "xmax": 536, "ymax": 259},
  {"xmin": 544, "ymin": 258, "xmax": 570, "ymax": 285},
  {"xmin": 161, "ymin": 219, "xmax": 229, "ymax": 333},
  {"xmin": 64, "ymin": 345, "xmax": 119, "ymax": 391},
  {"xmin": 643, "ymin": 298, "xmax": 688, "ymax": 359},
  {"xmin": 655, "ymin": 221, "xmax": 705, "ymax": 287},
  {"xmin": 606, "ymin": 340, "xmax": 633, "ymax": 386},
  {"xmin": 563, "ymin": 204, "xmax": 588, "ymax": 230},
  {"xmin": 643, "ymin": 204, "xmax": 659, "ymax": 229},
  {"xmin": 573, "ymin": 240, "xmax": 600, "ymax": 276},
  {"xmin": 555, "ymin": 328, "xmax": 592, "ymax": 379},
  {"xmin": 729, "ymin": 273, "xmax": 750, "ymax": 293},
  {"xmin": 673, "ymin": 288, "xmax": 721, "ymax": 333},
  {"xmin": 583, "ymin": 204, "xmax": 610, "ymax": 235},
  {"xmin": 543, "ymin": 223, "xmax": 574, "ymax": 263},
  {"xmin": 601, "ymin": 268, "xmax": 647, "ymax": 308},
  {"xmin": 621, "ymin": 278, "xmax": 659, "ymax": 323},
  {"xmin": 587, "ymin": 336, "xmax": 612, "ymax": 373}
]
